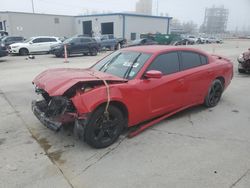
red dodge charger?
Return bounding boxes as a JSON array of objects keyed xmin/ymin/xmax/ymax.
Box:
[{"xmin": 32, "ymin": 46, "xmax": 233, "ymax": 148}]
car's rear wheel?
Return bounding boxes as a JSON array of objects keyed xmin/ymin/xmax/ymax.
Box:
[
  {"xmin": 204, "ymin": 79, "xmax": 224, "ymax": 108},
  {"xmin": 90, "ymin": 48, "xmax": 98, "ymax": 56},
  {"xmin": 84, "ymin": 105, "xmax": 125, "ymax": 148},
  {"xmin": 238, "ymin": 68, "xmax": 246, "ymax": 73},
  {"xmin": 19, "ymin": 48, "xmax": 29, "ymax": 56}
]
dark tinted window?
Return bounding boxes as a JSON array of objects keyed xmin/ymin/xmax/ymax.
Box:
[
  {"xmin": 32, "ymin": 38, "xmax": 42, "ymax": 43},
  {"xmin": 81, "ymin": 38, "xmax": 92, "ymax": 43},
  {"xmin": 181, "ymin": 51, "xmax": 202, "ymax": 70},
  {"xmin": 147, "ymin": 52, "xmax": 180, "ymax": 75},
  {"xmin": 40, "ymin": 38, "xmax": 52, "ymax": 42},
  {"xmin": 49, "ymin": 38, "xmax": 57, "ymax": 42},
  {"xmin": 71, "ymin": 38, "xmax": 81, "ymax": 43},
  {"xmin": 200, "ymin": 55, "xmax": 208, "ymax": 65},
  {"xmin": 14, "ymin": 37, "xmax": 23, "ymax": 41}
]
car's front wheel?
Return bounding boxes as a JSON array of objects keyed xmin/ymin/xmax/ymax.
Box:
[
  {"xmin": 204, "ymin": 79, "xmax": 224, "ymax": 108},
  {"xmin": 19, "ymin": 48, "xmax": 29, "ymax": 56},
  {"xmin": 84, "ymin": 105, "xmax": 125, "ymax": 148}
]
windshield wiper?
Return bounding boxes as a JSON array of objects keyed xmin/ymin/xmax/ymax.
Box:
[
  {"xmin": 123, "ymin": 53, "xmax": 142, "ymax": 79},
  {"xmin": 99, "ymin": 53, "xmax": 121, "ymax": 72}
]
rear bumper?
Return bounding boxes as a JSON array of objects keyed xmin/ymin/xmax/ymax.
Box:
[
  {"xmin": 32, "ymin": 100, "xmax": 62, "ymax": 131},
  {"xmin": 0, "ymin": 49, "xmax": 8, "ymax": 57}
]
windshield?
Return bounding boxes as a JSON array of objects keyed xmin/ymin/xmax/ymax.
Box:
[
  {"xmin": 63, "ymin": 37, "xmax": 75, "ymax": 44},
  {"xmin": 24, "ymin": 38, "xmax": 34, "ymax": 43},
  {"xmin": 92, "ymin": 51, "xmax": 151, "ymax": 79},
  {"xmin": 132, "ymin": 39, "xmax": 143, "ymax": 44},
  {"xmin": 0, "ymin": 36, "xmax": 7, "ymax": 42}
]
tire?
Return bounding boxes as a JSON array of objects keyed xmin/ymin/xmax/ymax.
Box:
[
  {"xmin": 19, "ymin": 48, "xmax": 29, "ymax": 56},
  {"xmin": 55, "ymin": 53, "xmax": 62, "ymax": 58},
  {"xmin": 238, "ymin": 68, "xmax": 246, "ymax": 73},
  {"xmin": 90, "ymin": 48, "xmax": 98, "ymax": 56},
  {"xmin": 62, "ymin": 51, "xmax": 70, "ymax": 58},
  {"xmin": 204, "ymin": 79, "xmax": 224, "ymax": 108},
  {"xmin": 84, "ymin": 105, "xmax": 125, "ymax": 148}
]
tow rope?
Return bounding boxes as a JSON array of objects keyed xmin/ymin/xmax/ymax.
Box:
[{"xmin": 89, "ymin": 72, "xmax": 110, "ymax": 119}]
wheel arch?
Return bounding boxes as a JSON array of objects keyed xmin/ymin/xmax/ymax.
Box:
[
  {"xmin": 93, "ymin": 100, "xmax": 129, "ymax": 126},
  {"xmin": 215, "ymin": 76, "xmax": 225, "ymax": 88},
  {"xmin": 19, "ymin": 47, "xmax": 29, "ymax": 54}
]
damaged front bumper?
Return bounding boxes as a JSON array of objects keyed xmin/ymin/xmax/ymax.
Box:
[{"xmin": 32, "ymin": 100, "xmax": 63, "ymax": 131}]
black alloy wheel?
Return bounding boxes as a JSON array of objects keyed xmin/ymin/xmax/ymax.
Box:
[
  {"xmin": 84, "ymin": 106, "xmax": 124, "ymax": 148},
  {"xmin": 205, "ymin": 79, "xmax": 224, "ymax": 108},
  {"xmin": 19, "ymin": 48, "xmax": 29, "ymax": 56}
]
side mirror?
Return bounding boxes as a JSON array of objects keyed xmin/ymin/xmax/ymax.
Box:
[
  {"xmin": 29, "ymin": 41, "xmax": 33, "ymax": 44},
  {"xmin": 144, "ymin": 70, "xmax": 163, "ymax": 79}
]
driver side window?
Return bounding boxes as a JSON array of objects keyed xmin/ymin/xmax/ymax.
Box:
[{"xmin": 147, "ymin": 52, "xmax": 180, "ymax": 75}]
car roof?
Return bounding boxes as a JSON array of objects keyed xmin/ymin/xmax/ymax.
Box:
[
  {"xmin": 32, "ymin": 36, "xmax": 58, "ymax": 38},
  {"xmin": 121, "ymin": 45, "xmax": 208, "ymax": 55}
]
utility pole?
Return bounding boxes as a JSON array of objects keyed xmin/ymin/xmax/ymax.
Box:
[
  {"xmin": 156, "ymin": 0, "xmax": 159, "ymax": 16},
  {"xmin": 31, "ymin": 0, "xmax": 35, "ymax": 13}
]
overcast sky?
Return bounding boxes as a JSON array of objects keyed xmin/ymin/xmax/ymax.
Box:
[{"xmin": 0, "ymin": 0, "xmax": 249, "ymax": 31}]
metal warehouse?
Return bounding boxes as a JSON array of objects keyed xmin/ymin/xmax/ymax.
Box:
[
  {"xmin": 75, "ymin": 13, "xmax": 172, "ymax": 40},
  {"xmin": 0, "ymin": 11, "xmax": 172, "ymax": 40},
  {"xmin": 0, "ymin": 11, "xmax": 75, "ymax": 38}
]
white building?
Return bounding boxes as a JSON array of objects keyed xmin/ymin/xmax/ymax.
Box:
[
  {"xmin": 0, "ymin": 11, "xmax": 75, "ymax": 38},
  {"xmin": 0, "ymin": 12, "xmax": 172, "ymax": 40},
  {"xmin": 75, "ymin": 13, "xmax": 172, "ymax": 40},
  {"xmin": 136, "ymin": 0, "xmax": 153, "ymax": 15}
]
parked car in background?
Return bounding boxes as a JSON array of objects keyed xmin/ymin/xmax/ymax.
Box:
[
  {"xmin": 94, "ymin": 35, "xmax": 126, "ymax": 50},
  {"xmin": 238, "ymin": 48, "xmax": 250, "ymax": 73},
  {"xmin": 186, "ymin": 36, "xmax": 199, "ymax": 44},
  {"xmin": 126, "ymin": 38, "xmax": 158, "ymax": 47},
  {"xmin": 94, "ymin": 35, "xmax": 117, "ymax": 50},
  {"xmin": 0, "ymin": 36, "xmax": 24, "ymax": 50},
  {"xmin": 206, "ymin": 37, "xmax": 223, "ymax": 44},
  {"xmin": 0, "ymin": 46, "xmax": 8, "ymax": 58},
  {"xmin": 172, "ymin": 38, "xmax": 195, "ymax": 45},
  {"xmin": 50, "ymin": 36, "xmax": 100, "ymax": 57},
  {"xmin": 9, "ymin": 36, "xmax": 61, "ymax": 56},
  {"xmin": 197, "ymin": 37, "xmax": 206, "ymax": 44},
  {"xmin": 32, "ymin": 46, "xmax": 233, "ymax": 148}
]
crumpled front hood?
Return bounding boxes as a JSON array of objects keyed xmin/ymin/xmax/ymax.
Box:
[{"xmin": 33, "ymin": 68, "xmax": 127, "ymax": 96}]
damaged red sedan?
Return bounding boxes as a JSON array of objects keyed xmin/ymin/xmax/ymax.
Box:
[{"xmin": 32, "ymin": 46, "xmax": 233, "ymax": 148}]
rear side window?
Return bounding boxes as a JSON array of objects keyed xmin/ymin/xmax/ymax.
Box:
[
  {"xmin": 32, "ymin": 38, "xmax": 42, "ymax": 43},
  {"xmin": 181, "ymin": 51, "xmax": 202, "ymax": 70},
  {"xmin": 200, "ymin": 55, "xmax": 208, "ymax": 65},
  {"xmin": 49, "ymin": 38, "xmax": 57, "ymax": 42},
  {"xmin": 41, "ymin": 38, "xmax": 52, "ymax": 42},
  {"xmin": 14, "ymin": 37, "xmax": 23, "ymax": 41},
  {"xmin": 81, "ymin": 38, "xmax": 91, "ymax": 43},
  {"xmin": 147, "ymin": 52, "xmax": 180, "ymax": 75}
]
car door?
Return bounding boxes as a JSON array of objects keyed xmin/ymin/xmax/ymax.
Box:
[
  {"xmin": 29, "ymin": 38, "xmax": 43, "ymax": 52},
  {"xmin": 40, "ymin": 38, "xmax": 54, "ymax": 52},
  {"xmin": 139, "ymin": 52, "xmax": 185, "ymax": 117},
  {"xmin": 81, "ymin": 38, "xmax": 91, "ymax": 53},
  {"xmin": 69, "ymin": 38, "xmax": 81, "ymax": 54},
  {"xmin": 179, "ymin": 51, "xmax": 212, "ymax": 105}
]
